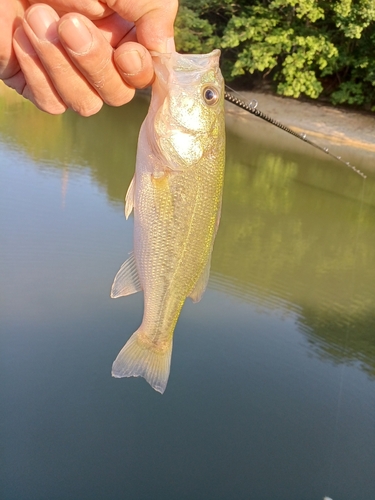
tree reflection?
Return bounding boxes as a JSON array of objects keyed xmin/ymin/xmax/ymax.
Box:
[{"xmin": 1, "ymin": 84, "xmax": 374, "ymax": 376}]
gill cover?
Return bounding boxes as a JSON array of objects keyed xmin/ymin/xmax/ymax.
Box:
[{"xmin": 152, "ymin": 50, "xmax": 224, "ymax": 171}]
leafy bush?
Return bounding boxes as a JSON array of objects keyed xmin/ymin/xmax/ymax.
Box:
[{"xmin": 175, "ymin": 0, "xmax": 375, "ymax": 110}]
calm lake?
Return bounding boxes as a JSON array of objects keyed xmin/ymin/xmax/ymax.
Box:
[{"xmin": 1, "ymin": 87, "xmax": 374, "ymax": 500}]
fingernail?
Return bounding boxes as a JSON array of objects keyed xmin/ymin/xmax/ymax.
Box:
[
  {"xmin": 26, "ymin": 7, "xmax": 59, "ymax": 42},
  {"xmin": 116, "ymin": 50, "xmax": 144, "ymax": 76},
  {"xmin": 58, "ymin": 17, "xmax": 93, "ymax": 54},
  {"xmin": 13, "ymin": 27, "xmax": 37, "ymax": 56}
]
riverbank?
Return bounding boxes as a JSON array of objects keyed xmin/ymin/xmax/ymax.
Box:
[
  {"xmin": 1, "ymin": 81, "xmax": 374, "ymax": 153},
  {"xmin": 225, "ymin": 89, "xmax": 375, "ymax": 153}
]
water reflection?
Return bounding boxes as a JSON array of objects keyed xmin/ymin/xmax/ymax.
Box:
[
  {"xmin": 1, "ymin": 85, "xmax": 374, "ymax": 378},
  {"xmin": 0, "ymin": 86, "xmax": 149, "ymax": 205},
  {"xmin": 213, "ymin": 131, "xmax": 375, "ymax": 377},
  {"xmin": 2, "ymin": 85, "xmax": 375, "ymax": 500}
]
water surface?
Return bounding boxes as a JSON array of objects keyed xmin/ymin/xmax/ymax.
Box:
[{"xmin": 1, "ymin": 89, "xmax": 374, "ymax": 500}]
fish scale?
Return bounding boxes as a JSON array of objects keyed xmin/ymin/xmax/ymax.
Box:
[{"xmin": 110, "ymin": 50, "xmax": 225, "ymax": 393}]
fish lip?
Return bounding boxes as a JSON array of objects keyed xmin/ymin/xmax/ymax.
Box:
[
  {"xmin": 150, "ymin": 50, "xmax": 221, "ymax": 73},
  {"xmin": 150, "ymin": 50, "xmax": 222, "ymax": 86},
  {"xmin": 149, "ymin": 49, "xmax": 221, "ymax": 58}
]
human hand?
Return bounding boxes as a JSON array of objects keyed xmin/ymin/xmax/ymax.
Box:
[{"xmin": 1, "ymin": 0, "xmax": 178, "ymax": 116}]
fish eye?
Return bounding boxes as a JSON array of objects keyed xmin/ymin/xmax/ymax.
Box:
[{"xmin": 202, "ymin": 86, "xmax": 219, "ymax": 105}]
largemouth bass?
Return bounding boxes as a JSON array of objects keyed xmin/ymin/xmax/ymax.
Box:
[{"xmin": 111, "ymin": 50, "xmax": 225, "ymax": 393}]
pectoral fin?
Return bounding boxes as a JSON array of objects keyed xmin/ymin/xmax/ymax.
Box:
[
  {"xmin": 189, "ymin": 255, "xmax": 212, "ymax": 303},
  {"xmin": 125, "ymin": 175, "xmax": 135, "ymax": 219},
  {"xmin": 111, "ymin": 252, "xmax": 142, "ymax": 298}
]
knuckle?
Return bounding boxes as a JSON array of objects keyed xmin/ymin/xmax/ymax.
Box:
[
  {"xmin": 103, "ymin": 88, "xmax": 135, "ymax": 107},
  {"xmin": 72, "ymin": 98, "xmax": 103, "ymax": 117}
]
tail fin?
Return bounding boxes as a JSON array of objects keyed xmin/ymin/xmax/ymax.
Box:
[{"xmin": 111, "ymin": 329, "xmax": 173, "ymax": 394}]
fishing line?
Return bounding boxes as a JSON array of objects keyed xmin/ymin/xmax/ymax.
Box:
[{"xmin": 224, "ymin": 89, "xmax": 367, "ymax": 179}]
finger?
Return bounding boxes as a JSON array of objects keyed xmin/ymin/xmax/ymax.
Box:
[
  {"xmin": 28, "ymin": 0, "xmax": 113, "ymax": 20},
  {"xmin": 93, "ymin": 13, "xmax": 135, "ymax": 46},
  {"xmin": 23, "ymin": 4, "xmax": 103, "ymax": 116},
  {"xmin": 3, "ymin": 70, "xmax": 27, "ymax": 95},
  {"xmin": 114, "ymin": 41, "xmax": 153, "ymax": 89},
  {"xmin": 0, "ymin": 0, "xmax": 27, "ymax": 79},
  {"xmin": 58, "ymin": 13, "xmax": 137, "ymax": 106},
  {"xmin": 103, "ymin": 0, "xmax": 178, "ymax": 52},
  {"xmin": 13, "ymin": 26, "xmax": 67, "ymax": 114}
]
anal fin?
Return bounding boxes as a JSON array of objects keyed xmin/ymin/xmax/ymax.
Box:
[{"xmin": 111, "ymin": 252, "xmax": 142, "ymax": 298}]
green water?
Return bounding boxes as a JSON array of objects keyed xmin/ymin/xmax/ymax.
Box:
[{"xmin": 1, "ymin": 90, "xmax": 374, "ymax": 500}]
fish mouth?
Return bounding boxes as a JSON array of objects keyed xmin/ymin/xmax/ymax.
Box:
[
  {"xmin": 150, "ymin": 50, "xmax": 221, "ymax": 73},
  {"xmin": 150, "ymin": 50, "xmax": 223, "ymax": 90},
  {"xmin": 150, "ymin": 49, "xmax": 221, "ymax": 58}
]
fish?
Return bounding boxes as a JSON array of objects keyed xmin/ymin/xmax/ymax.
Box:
[{"xmin": 110, "ymin": 49, "xmax": 225, "ymax": 394}]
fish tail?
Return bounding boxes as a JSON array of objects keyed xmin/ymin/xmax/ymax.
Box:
[{"xmin": 111, "ymin": 329, "xmax": 173, "ymax": 394}]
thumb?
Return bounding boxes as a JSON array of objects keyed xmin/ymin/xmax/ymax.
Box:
[
  {"xmin": 0, "ymin": 0, "xmax": 27, "ymax": 79},
  {"xmin": 104, "ymin": 0, "xmax": 178, "ymax": 52}
]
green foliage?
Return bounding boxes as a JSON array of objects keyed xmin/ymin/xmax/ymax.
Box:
[
  {"xmin": 333, "ymin": 0, "xmax": 375, "ymax": 38},
  {"xmin": 174, "ymin": 6, "xmax": 219, "ymax": 53},
  {"xmin": 175, "ymin": 0, "xmax": 375, "ymax": 109},
  {"xmin": 330, "ymin": 81, "xmax": 366, "ymax": 106}
]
